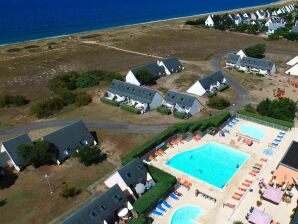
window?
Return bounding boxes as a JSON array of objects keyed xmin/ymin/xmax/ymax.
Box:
[
  {"xmin": 113, "ymin": 194, "xmax": 123, "ymax": 202},
  {"xmin": 126, "ymin": 172, "xmax": 132, "ymax": 178},
  {"xmin": 100, "ymin": 204, "xmax": 107, "ymax": 211},
  {"xmin": 137, "ymin": 165, "xmax": 144, "ymax": 170}
]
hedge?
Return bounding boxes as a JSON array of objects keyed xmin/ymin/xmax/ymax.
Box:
[
  {"xmin": 174, "ymin": 111, "xmax": 185, "ymax": 119},
  {"xmin": 100, "ymin": 97, "xmax": 120, "ymax": 106},
  {"xmin": 120, "ymin": 104, "xmax": 141, "ymax": 114},
  {"xmin": 157, "ymin": 106, "xmax": 171, "ymax": 115},
  {"xmin": 133, "ymin": 166, "xmax": 176, "ymax": 215},
  {"xmin": 121, "ymin": 112, "xmax": 231, "ymax": 165},
  {"xmin": 219, "ymin": 84, "xmax": 230, "ymax": 92},
  {"xmin": 237, "ymin": 110, "xmax": 294, "ymax": 128},
  {"xmin": 127, "ymin": 216, "xmax": 147, "ymax": 224}
]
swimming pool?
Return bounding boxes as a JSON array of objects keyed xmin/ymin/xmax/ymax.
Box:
[
  {"xmin": 171, "ymin": 205, "xmax": 202, "ymax": 224},
  {"xmin": 166, "ymin": 142, "xmax": 249, "ymax": 189},
  {"xmin": 240, "ymin": 124, "xmax": 266, "ymax": 140}
]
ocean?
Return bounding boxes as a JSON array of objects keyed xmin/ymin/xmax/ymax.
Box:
[{"xmin": 0, "ymin": 0, "xmax": 277, "ymax": 45}]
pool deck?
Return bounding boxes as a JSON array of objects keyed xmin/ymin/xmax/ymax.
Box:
[{"xmin": 150, "ymin": 119, "xmax": 296, "ymax": 224}]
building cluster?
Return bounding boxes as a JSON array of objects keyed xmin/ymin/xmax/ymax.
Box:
[
  {"xmin": 0, "ymin": 121, "xmax": 97, "ymax": 172},
  {"xmin": 285, "ymin": 56, "xmax": 298, "ymax": 76},
  {"xmin": 205, "ymin": 4, "xmax": 297, "ymax": 35},
  {"xmin": 226, "ymin": 50, "xmax": 276, "ymax": 75}
]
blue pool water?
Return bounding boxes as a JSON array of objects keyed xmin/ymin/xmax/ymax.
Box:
[
  {"xmin": 171, "ymin": 206, "xmax": 203, "ymax": 224},
  {"xmin": 0, "ymin": 0, "xmax": 277, "ymax": 45},
  {"xmin": 240, "ymin": 124, "xmax": 266, "ymax": 140},
  {"xmin": 166, "ymin": 142, "xmax": 249, "ymax": 189}
]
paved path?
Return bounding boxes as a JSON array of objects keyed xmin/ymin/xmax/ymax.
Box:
[{"xmin": 0, "ymin": 52, "xmax": 250, "ymax": 138}]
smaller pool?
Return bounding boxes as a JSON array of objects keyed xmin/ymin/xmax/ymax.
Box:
[
  {"xmin": 171, "ymin": 206, "xmax": 202, "ymax": 224},
  {"xmin": 240, "ymin": 124, "xmax": 266, "ymax": 140}
]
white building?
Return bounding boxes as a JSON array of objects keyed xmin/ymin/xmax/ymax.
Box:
[
  {"xmin": 125, "ymin": 57, "xmax": 183, "ymax": 86},
  {"xmin": 286, "ymin": 56, "xmax": 298, "ymax": 66},
  {"xmin": 205, "ymin": 15, "xmax": 214, "ymax": 27},
  {"xmin": 105, "ymin": 79, "xmax": 163, "ymax": 113},
  {"xmin": 285, "ymin": 64, "xmax": 298, "ymax": 76},
  {"xmin": 238, "ymin": 57, "xmax": 276, "ymax": 75},
  {"xmin": 162, "ymin": 91, "xmax": 204, "ymax": 116},
  {"xmin": 267, "ymin": 22, "xmax": 286, "ymax": 34},
  {"xmin": 187, "ymin": 71, "xmax": 227, "ymax": 97}
]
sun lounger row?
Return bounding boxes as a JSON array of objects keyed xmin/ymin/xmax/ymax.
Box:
[
  {"xmin": 195, "ymin": 189, "xmax": 216, "ymax": 203},
  {"xmin": 151, "ymin": 192, "xmax": 182, "ymax": 216},
  {"xmin": 177, "ymin": 177, "xmax": 192, "ymax": 189},
  {"xmin": 227, "ymin": 118, "xmax": 240, "ymax": 128},
  {"xmin": 193, "ymin": 134, "xmax": 201, "ymax": 142}
]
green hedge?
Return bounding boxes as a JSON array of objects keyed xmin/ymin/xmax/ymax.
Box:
[
  {"xmin": 127, "ymin": 216, "xmax": 147, "ymax": 224},
  {"xmin": 133, "ymin": 166, "xmax": 176, "ymax": 215},
  {"xmin": 219, "ymin": 84, "xmax": 230, "ymax": 92},
  {"xmin": 208, "ymin": 92, "xmax": 217, "ymax": 98},
  {"xmin": 121, "ymin": 112, "xmax": 231, "ymax": 165},
  {"xmin": 120, "ymin": 104, "xmax": 141, "ymax": 114},
  {"xmin": 174, "ymin": 111, "xmax": 185, "ymax": 119},
  {"xmin": 237, "ymin": 111, "xmax": 293, "ymax": 128},
  {"xmin": 157, "ymin": 106, "xmax": 171, "ymax": 115},
  {"xmin": 100, "ymin": 97, "xmax": 120, "ymax": 106}
]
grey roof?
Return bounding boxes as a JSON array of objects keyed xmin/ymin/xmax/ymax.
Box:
[
  {"xmin": 131, "ymin": 62, "xmax": 165, "ymax": 79},
  {"xmin": 198, "ymin": 71, "xmax": 226, "ymax": 90},
  {"xmin": 161, "ymin": 56, "xmax": 183, "ymax": 73},
  {"xmin": 118, "ymin": 158, "xmax": 147, "ymax": 188},
  {"xmin": 107, "ymin": 79, "xmax": 159, "ymax": 104},
  {"xmin": 292, "ymin": 22, "xmax": 298, "ymax": 33},
  {"xmin": 62, "ymin": 185, "xmax": 127, "ymax": 224},
  {"xmin": 1, "ymin": 134, "xmax": 33, "ymax": 168},
  {"xmin": 227, "ymin": 53, "xmax": 241, "ymax": 64},
  {"xmin": 164, "ymin": 91, "xmax": 198, "ymax": 108},
  {"xmin": 0, "ymin": 152, "xmax": 9, "ymax": 167},
  {"xmin": 291, "ymin": 207, "xmax": 298, "ymax": 224},
  {"xmin": 268, "ymin": 22, "xmax": 285, "ymax": 31},
  {"xmin": 41, "ymin": 121, "xmax": 95, "ymax": 161},
  {"xmin": 240, "ymin": 57, "xmax": 275, "ymax": 70}
]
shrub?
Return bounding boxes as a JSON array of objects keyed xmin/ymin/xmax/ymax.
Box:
[
  {"xmin": 219, "ymin": 84, "xmax": 229, "ymax": 92},
  {"xmin": 157, "ymin": 106, "xmax": 171, "ymax": 115},
  {"xmin": 30, "ymin": 97, "xmax": 65, "ymax": 118},
  {"xmin": 73, "ymin": 146, "xmax": 105, "ymax": 166},
  {"xmin": 244, "ymin": 44, "xmax": 266, "ymax": 59},
  {"xmin": 0, "ymin": 95, "xmax": 28, "ymax": 108},
  {"xmin": 189, "ymin": 123, "xmax": 202, "ymax": 133},
  {"xmin": 256, "ymin": 200, "xmax": 262, "ymax": 207},
  {"xmin": 185, "ymin": 18, "xmax": 206, "ymax": 25},
  {"xmin": 75, "ymin": 92, "xmax": 92, "ymax": 107},
  {"xmin": 133, "ymin": 166, "xmax": 176, "ymax": 215},
  {"xmin": 174, "ymin": 111, "xmax": 185, "ymax": 119},
  {"xmin": 207, "ymin": 96, "xmax": 230, "ymax": 109},
  {"xmin": 100, "ymin": 97, "xmax": 120, "ymax": 106},
  {"xmin": 48, "ymin": 71, "xmax": 80, "ymax": 93},
  {"xmin": 120, "ymin": 104, "xmax": 140, "ymax": 114},
  {"xmin": 60, "ymin": 185, "xmax": 81, "ymax": 198},
  {"xmin": 58, "ymin": 90, "xmax": 76, "ymax": 105},
  {"xmin": 268, "ymin": 33, "xmax": 280, "ymax": 41},
  {"xmin": 135, "ymin": 70, "xmax": 157, "ymax": 85},
  {"xmin": 209, "ymin": 111, "xmax": 231, "ymax": 127},
  {"xmin": 208, "ymin": 92, "xmax": 217, "ymax": 98},
  {"xmin": 237, "ymin": 110, "xmax": 294, "ymax": 128},
  {"xmin": 256, "ymin": 98, "xmax": 297, "ymax": 121},
  {"xmin": 233, "ymin": 221, "xmax": 244, "ymax": 224},
  {"xmin": 18, "ymin": 141, "xmax": 58, "ymax": 168},
  {"xmin": 76, "ymin": 74, "xmax": 99, "ymax": 88},
  {"xmin": 127, "ymin": 216, "xmax": 147, "ymax": 224},
  {"xmin": 244, "ymin": 104, "xmax": 256, "ymax": 113}
]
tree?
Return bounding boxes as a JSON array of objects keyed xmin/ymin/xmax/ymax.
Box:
[
  {"xmin": 207, "ymin": 96, "xmax": 230, "ymax": 109},
  {"xmin": 73, "ymin": 146, "xmax": 105, "ymax": 166},
  {"xmin": 0, "ymin": 95, "xmax": 28, "ymax": 108},
  {"xmin": 30, "ymin": 97, "xmax": 65, "ymax": 118},
  {"xmin": 76, "ymin": 74, "xmax": 99, "ymax": 88},
  {"xmin": 47, "ymin": 71, "xmax": 80, "ymax": 93},
  {"xmin": 60, "ymin": 185, "xmax": 81, "ymax": 198},
  {"xmin": 135, "ymin": 70, "xmax": 157, "ymax": 85},
  {"xmin": 244, "ymin": 44, "xmax": 266, "ymax": 59},
  {"xmin": 75, "ymin": 92, "xmax": 92, "ymax": 106},
  {"xmin": 18, "ymin": 141, "xmax": 58, "ymax": 168}
]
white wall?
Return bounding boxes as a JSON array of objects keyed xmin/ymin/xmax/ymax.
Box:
[
  {"xmin": 205, "ymin": 15, "xmax": 214, "ymax": 27},
  {"xmin": 187, "ymin": 81, "xmax": 206, "ymax": 96},
  {"xmin": 189, "ymin": 100, "xmax": 204, "ymax": 115},
  {"xmin": 150, "ymin": 93, "xmax": 164, "ymax": 109},
  {"xmin": 1, "ymin": 144, "xmax": 20, "ymax": 172},
  {"xmin": 104, "ymin": 171, "xmax": 134, "ymax": 195},
  {"xmin": 126, "ymin": 70, "xmax": 141, "ymax": 86}
]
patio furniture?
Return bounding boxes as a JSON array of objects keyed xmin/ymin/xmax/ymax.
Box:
[
  {"xmin": 170, "ymin": 193, "xmax": 179, "ymax": 200},
  {"xmin": 262, "ymin": 186, "xmax": 283, "ymax": 204},
  {"xmin": 156, "ymin": 204, "xmax": 166, "ymax": 212},
  {"xmin": 151, "ymin": 210, "xmax": 163, "ymax": 216},
  {"xmin": 248, "ymin": 208, "xmax": 272, "ymax": 224},
  {"xmin": 162, "ymin": 200, "xmax": 172, "ymax": 209}
]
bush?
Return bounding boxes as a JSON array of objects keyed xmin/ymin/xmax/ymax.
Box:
[
  {"xmin": 100, "ymin": 97, "xmax": 120, "ymax": 106},
  {"xmin": 256, "ymin": 98, "xmax": 297, "ymax": 121},
  {"xmin": 0, "ymin": 95, "xmax": 28, "ymax": 108},
  {"xmin": 120, "ymin": 104, "xmax": 140, "ymax": 114},
  {"xmin": 256, "ymin": 200, "xmax": 262, "ymax": 207},
  {"xmin": 189, "ymin": 123, "xmax": 202, "ymax": 133},
  {"xmin": 244, "ymin": 104, "xmax": 256, "ymax": 113},
  {"xmin": 244, "ymin": 44, "xmax": 266, "ymax": 59},
  {"xmin": 207, "ymin": 96, "xmax": 230, "ymax": 109},
  {"xmin": 174, "ymin": 111, "xmax": 185, "ymax": 119},
  {"xmin": 60, "ymin": 185, "xmax": 81, "ymax": 198},
  {"xmin": 135, "ymin": 70, "xmax": 157, "ymax": 85},
  {"xmin": 73, "ymin": 146, "xmax": 105, "ymax": 166},
  {"xmin": 127, "ymin": 216, "xmax": 148, "ymax": 224},
  {"xmin": 75, "ymin": 92, "xmax": 92, "ymax": 106},
  {"xmin": 219, "ymin": 84, "xmax": 229, "ymax": 92},
  {"xmin": 233, "ymin": 221, "xmax": 244, "ymax": 224},
  {"xmin": 18, "ymin": 141, "xmax": 58, "ymax": 168},
  {"xmin": 133, "ymin": 166, "xmax": 176, "ymax": 215},
  {"xmin": 157, "ymin": 106, "xmax": 171, "ymax": 115},
  {"xmin": 76, "ymin": 74, "xmax": 99, "ymax": 88},
  {"xmin": 58, "ymin": 90, "xmax": 76, "ymax": 105},
  {"xmin": 268, "ymin": 33, "xmax": 280, "ymax": 41},
  {"xmin": 48, "ymin": 71, "xmax": 80, "ymax": 93},
  {"xmin": 208, "ymin": 92, "xmax": 217, "ymax": 98},
  {"xmin": 30, "ymin": 97, "xmax": 65, "ymax": 118},
  {"xmin": 185, "ymin": 18, "xmax": 206, "ymax": 25},
  {"xmin": 237, "ymin": 110, "xmax": 294, "ymax": 128}
]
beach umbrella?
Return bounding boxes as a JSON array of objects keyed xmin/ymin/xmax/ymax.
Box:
[
  {"xmin": 117, "ymin": 208, "xmax": 129, "ymax": 218},
  {"xmin": 146, "ymin": 172, "xmax": 152, "ymax": 181},
  {"xmin": 135, "ymin": 183, "xmax": 145, "ymax": 195},
  {"xmin": 127, "ymin": 201, "xmax": 133, "ymax": 210},
  {"xmin": 103, "ymin": 220, "xmax": 108, "ymax": 224}
]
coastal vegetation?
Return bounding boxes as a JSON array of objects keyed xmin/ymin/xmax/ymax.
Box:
[
  {"xmin": 60, "ymin": 185, "xmax": 81, "ymax": 198},
  {"xmin": 0, "ymin": 95, "xmax": 29, "ymax": 108},
  {"xmin": 244, "ymin": 44, "xmax": 266, "ymax": 59},
  {"xmin": 207, "ymin": 96, "xmax": 231, "ymax": 109},
  {"xmin": 72, "ymin": 146, "xmax": 106, "ymax": 166},
  {"xmin": 30, "ymin": 97, "xmax": 65, "ymax": 118}
]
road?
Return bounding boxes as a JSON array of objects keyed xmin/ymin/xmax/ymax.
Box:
[{"xmin": 0, "ymin": 52, "xmax": 250, "ymax": 138}]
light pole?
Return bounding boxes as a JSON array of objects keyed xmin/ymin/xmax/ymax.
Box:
[{"xmin": 45, "ymin": 174, "xmax": 53, "ymax": 194}]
